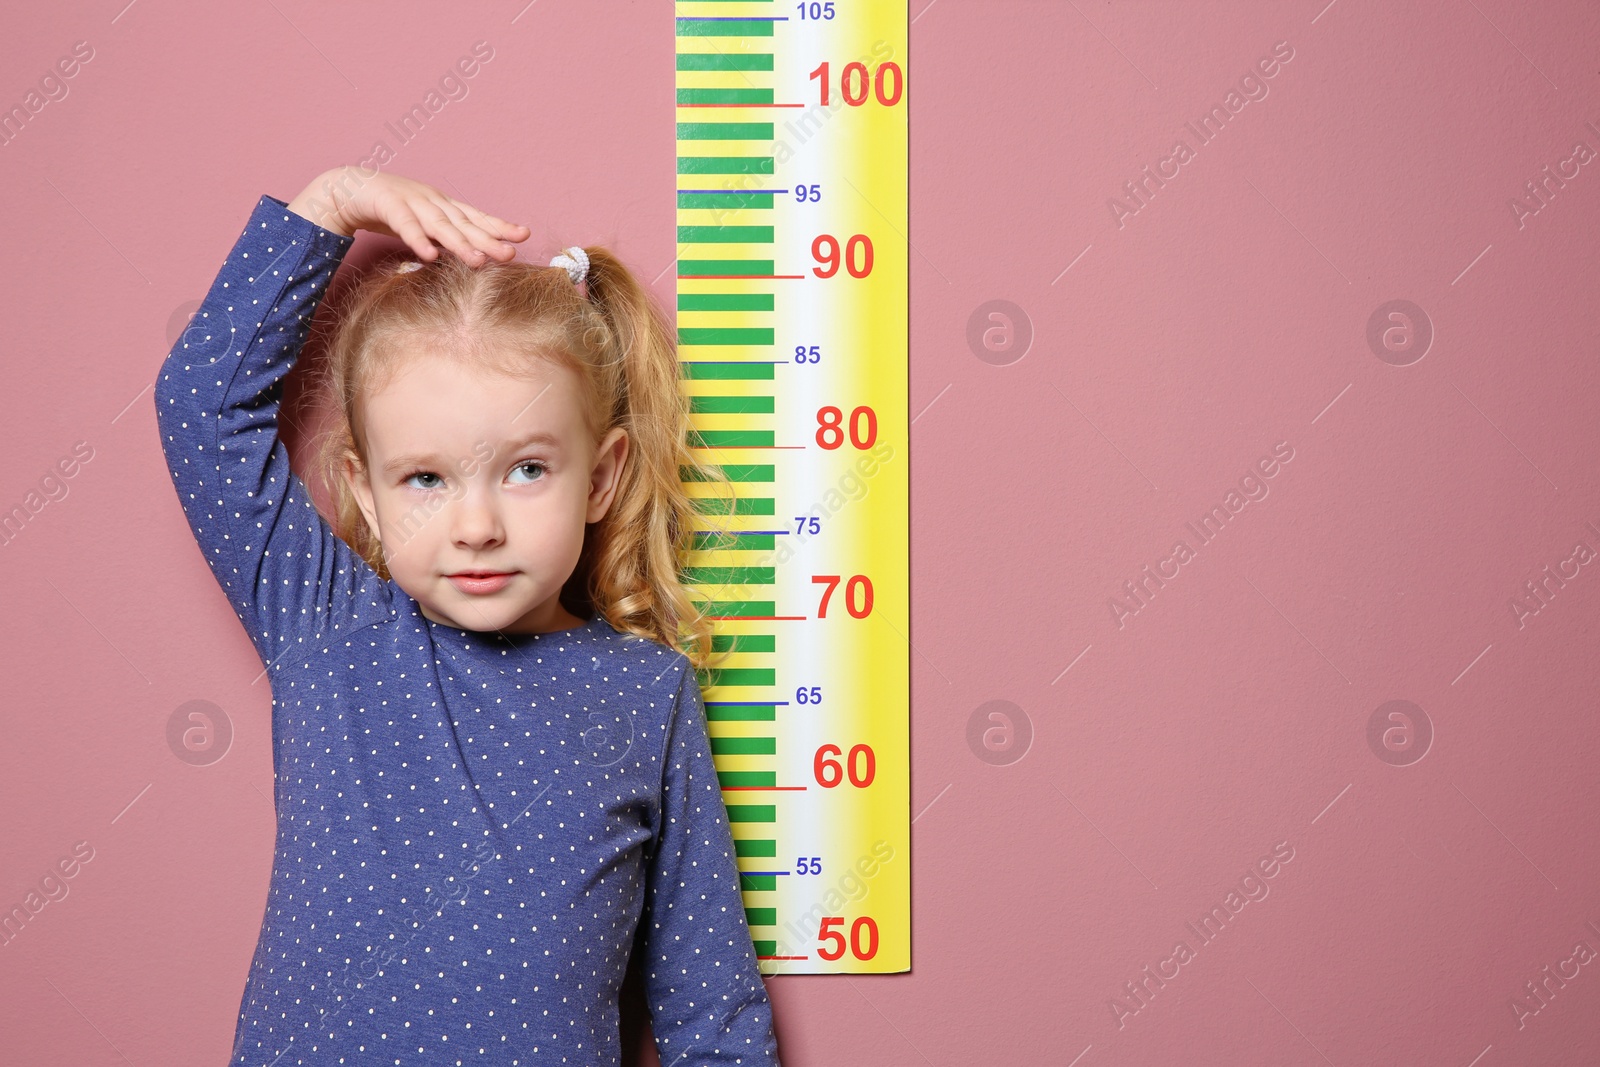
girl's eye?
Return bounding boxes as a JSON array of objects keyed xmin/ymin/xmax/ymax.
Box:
[
  {"xmin": 403, "ymin": 471, "xmax": 442, "ymax": 490},
  {"xmin": 401, "ymin": 463, "xmax": 544, "ymax": 491},
  {"xmin": 510, "ymin": 461, "xmax": 546, "ymax": 484}
]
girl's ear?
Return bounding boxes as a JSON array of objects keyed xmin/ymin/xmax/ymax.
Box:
[
  {"xmin": 586, "ymin": 427, "xmax": 629, "ymax": 524},
  {"xmin": 343, "ymin": 452, "xmax": 383, "ymax": 546}
]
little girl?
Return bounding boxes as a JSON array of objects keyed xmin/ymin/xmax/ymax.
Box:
[{"xmin": 155, "ymin": 167, "xmax": 781, "ymax": 1066}]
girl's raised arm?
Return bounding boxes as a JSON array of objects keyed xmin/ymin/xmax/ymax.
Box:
[
  {"xmin": 154, "ymin": 172, "xmax": 528, "ymax": 674},
  {"xmin": 153, "ymin": 194, "xmax": 389, "ymax": 672}
]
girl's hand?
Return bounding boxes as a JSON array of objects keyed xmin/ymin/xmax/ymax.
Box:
[{"xmin": 286, "ymin": 166, "xmax": 531, "ymax": 266}]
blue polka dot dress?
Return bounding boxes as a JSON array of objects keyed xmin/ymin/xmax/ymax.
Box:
[{"xmin": 154, "ymin": 195, "xmax": 782, "ymax": 1066}]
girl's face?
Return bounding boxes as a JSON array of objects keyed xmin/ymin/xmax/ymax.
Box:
[{"xmin": 343, "ymin": 349, "xmax": 628, "ymax": 635}]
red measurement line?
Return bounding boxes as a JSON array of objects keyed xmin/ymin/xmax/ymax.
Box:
[
  {"xmin": 680, "ymin": 274, "xmax": 809, "ymax": 280},
  {"xmin": 708, "ymin": 615, "xmax": 808, "ymax": 621},
  {"xmin": 758, "ymin": 955, "xmax": 810, "ymax": 961},
  {"xmin": 679, "ymin": 103, "xmax": 808, "ymax": 108},
  {"xmin": 690, "ymin": 445, "xmax": 807, "ymax": 450},
  {"xmin": 723, "ymin": 786, "xmax": 808, "ymax": 791}
]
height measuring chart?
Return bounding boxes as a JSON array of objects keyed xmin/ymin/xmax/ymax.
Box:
[{"xmin": 673, "ymin": 1, "xmax": 909, "ymax": 973}]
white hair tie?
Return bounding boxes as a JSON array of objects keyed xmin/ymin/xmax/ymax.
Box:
[{"xmin": 549, "ymin": 246, "xmax": 590, "ymax": 285}]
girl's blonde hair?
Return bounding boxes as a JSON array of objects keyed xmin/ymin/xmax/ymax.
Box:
[{"xmin": 309, "ymin": 248, "xmax": 735, "ymax": 671}]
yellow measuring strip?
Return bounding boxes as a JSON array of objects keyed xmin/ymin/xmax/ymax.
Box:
[{"xmin": 675, "ymin": 0, "xmax": 909, "ymax": 974}]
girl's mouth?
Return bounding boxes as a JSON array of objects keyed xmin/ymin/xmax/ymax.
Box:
[{"xmin": 447, "ymin": 572, "xmax": 515, "ymax": 595}]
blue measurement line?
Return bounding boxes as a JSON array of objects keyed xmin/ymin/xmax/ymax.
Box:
[
  {"xmin": 678, "ymin": 189, "xmax": 791, "ymax": 194},
  {"xmin": 676, "ymin": 15, "xmax": 790, "ymax": 19},
  {"xmin": 744, "ymin": 870, "xmax": 791, "ymax": 876},
  {"xmin": 708, "ymin": 701, "xmax": 792, "ymax": 707}
]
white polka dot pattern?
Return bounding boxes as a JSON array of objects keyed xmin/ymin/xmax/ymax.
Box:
[{"xmin": 153, "ymin": 195, "xmax": 782, "ymax": 1066}]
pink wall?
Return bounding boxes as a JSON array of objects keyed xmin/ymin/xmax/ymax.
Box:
[{"xmin": 2, "ymin": 1, "xmax": 1599, "ymax": 1063}]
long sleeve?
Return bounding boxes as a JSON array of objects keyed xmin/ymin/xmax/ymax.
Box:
[
  {"xmin": 641, "ymin": 661, "xmax": 782, "ymax": 1065},
  {"xmin": 153, "ymin": 195, "xmax": 390, "ymax": 674}
]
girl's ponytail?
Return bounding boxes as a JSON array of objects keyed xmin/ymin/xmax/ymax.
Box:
[{"xmin": 574, "ymin": 247, "xmax": 735, "ymax": 671}]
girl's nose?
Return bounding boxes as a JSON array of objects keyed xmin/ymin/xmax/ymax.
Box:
[{"xmin": 449, "ymin": 485, "xmax": 506, "ymax": 548}]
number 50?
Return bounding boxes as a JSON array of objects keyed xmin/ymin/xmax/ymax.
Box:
[{"xmin": 817, "ymin": 915, "xmax": 879, "ymax": 961}]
